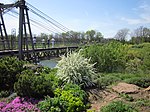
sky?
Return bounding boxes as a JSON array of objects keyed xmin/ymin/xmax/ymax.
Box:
[{"xmin": 1, "ymin": 0, "xmax": 150, "ymax": 38}]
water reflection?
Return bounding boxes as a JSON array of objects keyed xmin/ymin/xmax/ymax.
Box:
[{"xmin": 40, "ymin": 58, "xmax": 59, "ymax": 68}]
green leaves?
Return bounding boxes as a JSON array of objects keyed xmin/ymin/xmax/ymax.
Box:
[
  {"xmin": 100, "ymin": 101, "xmax": 138, "ymax": 112},
  {"xmin": 38, "ymin": 84, "xmax": 88, "ymax": 112},
  {"xmin": 0, "ymin": 56, "xmax": 24, "ymax": 91},
  {"xmin": 14, "ymin": 69, "xmax": 59, "ymax": 98},
  {"xmin": 83, "ymin": 41, "xmax": 128, "ymax": 72}
]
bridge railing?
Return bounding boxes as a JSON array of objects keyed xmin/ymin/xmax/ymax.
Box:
[{"xmin": 0, "ymin": 39, "xmax": 84, "ymax": 51}]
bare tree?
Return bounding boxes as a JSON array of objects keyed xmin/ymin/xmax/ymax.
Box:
[
  {"xmin": 114, "ymin": 28, "xmax": 129, "ymax": 42},
  {"xmin": 131, "ymin": 26, "xmax": 150, "ymax": 43}
]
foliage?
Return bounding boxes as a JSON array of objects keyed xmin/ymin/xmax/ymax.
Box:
[
  {"xmin": 95, "ymin": 75, "xmax": 121, "ymax": 89},
  {"xmin": 0, "ymin": 56, "xmax": 25, "ymax": 91},
  {"xmin": 56, "ymin": 50, "xmax": 96, "ymax": 88},
  {"xmin": 87, "ymin": 109, "xmax": 96, "ymax": 112},
  {"xmin": 38, "ymin": 84, "xmax": 88, "ymax": 112},
  {"xmin": 100, "ymin": 101, "xmax": 138, "ymax": 112},
  {"xmin": 0, "ymin": 90, "xmax": 11, "ymax": 98},
  {"xmin": 125, "ymin": 77, "xmax": 150, "ymax": 88},
  {"xmin": 125, "ymin": 58, "xmax": 143, "ymax": 73},
  {"xmin": 125, "ymin": 43, "xmax": 150, "ymax": 74},
  {"xmin": 42, "ymin": 68, "xmax": 60, "ymax": 90},
  {"xmin": 94, "ymin": 73, "xmax": 150, "ymax": 89},
  {"xmin": 130, "ymin": 26, "xmax": 150, "ymax": 44},
  {"xmin": 62, "ymin": 84, "xmax": 88, "ymax": 103},
  {"xmin": 119, "ymin": 93, "xmax": 134, "ymax": 101},
  {"xmin": 135, "ymin": 98, "xmax": 150, "ymax": 107},
  {"xmin": 100, "ymin": 72, "xmax": 149, "ymax": 80},
  {"xmin": 0, "ymin": 97, "xmax": 40, "ymax": 112},
  {"xmin": 14, "ymin": 69, "xmax": 57, "ymax": 98},
  {"xmin": 83, "ymin": 41, "xmax": 128, "ymax": 72},
  {"xmin": 139, "ymin": 43, "xmax": 150, "ymax": 73}
]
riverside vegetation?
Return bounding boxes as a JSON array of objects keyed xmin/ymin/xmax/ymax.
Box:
[{"xmin": 0, "ymin": 41, "xmax": 150, "ymax": 112}]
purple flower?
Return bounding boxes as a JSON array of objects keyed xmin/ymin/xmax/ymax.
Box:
[{"xmin": 0, "ymin": 97, "xmax": 40, "ymax": 112}]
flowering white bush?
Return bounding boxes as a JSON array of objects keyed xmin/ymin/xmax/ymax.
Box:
[{"xmin": 56, "ymin": 50, "xmax": 96, "ymax": 88}]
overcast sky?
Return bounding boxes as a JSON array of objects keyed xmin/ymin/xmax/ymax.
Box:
[{"xmin": 1, "ymin": 0, "xmax": 150, "ymax": 38}]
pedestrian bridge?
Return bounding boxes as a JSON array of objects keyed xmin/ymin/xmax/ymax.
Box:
[{"xmin": 0, "ymin": 46, "xmax": 78, "ymax": 61}]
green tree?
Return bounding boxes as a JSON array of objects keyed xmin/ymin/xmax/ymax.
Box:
[
  {"xmin": 95, "ymin": 31, "xmax": 103, "ymax": 42},
  {"xmin": 86, "ymin": 30, "xmax": 96, "ymax": 42}
]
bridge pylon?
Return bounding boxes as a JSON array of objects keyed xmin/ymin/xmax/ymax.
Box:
[
  {"xmin": 18, "ymin": 0, "xmax": 36, "ymax": 62},
  {"xmin": 0, "ymin": 0, "xmax": 37, "ymax": 62},
  {"xmin": 0, "ymin": 5, "xmax": 10, "ymax": 50}
]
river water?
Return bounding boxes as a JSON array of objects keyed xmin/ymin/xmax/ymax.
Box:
[{"xmin": 40, "ymin": 58, "xmax": 59, "ymax": 68}]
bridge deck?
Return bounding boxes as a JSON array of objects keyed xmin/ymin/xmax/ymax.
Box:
[{"xmin": 0, "ymin": 46, "xmax": 78, "ymax": 59}]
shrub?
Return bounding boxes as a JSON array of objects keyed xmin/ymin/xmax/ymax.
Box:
[
  {"xmin": 95, "ymin": 75, "xmax": 121, "ymax": 89},
  {"xmin": 42, "ymin": 68, "xmax": 60, "ymax": 90},
  {"xmin": 82, "ymin": 41, "xmax": 128, "ymax": 73},
  {"xmin": 140, "ymin": 43, "xmax": 150, "ymax": 73},
  {"xmin": 0, "ymin": 90, "xmax": 11, "ymax": 98},
  {"xmin": 126, "ymin": 43, "xmax": 150, "ymax": 74},
  {"xmin": 100, "ymin": 101, "xmax": 138, "ymax": 112},
  {"xmin": 14, "ymin": 70, "xmax": 57, "ymax": 98},
  {"xmin": 119, "ymin": 93, "xmax": 134, "ymax": 101},
  {"xmin": 0, "ymin": 97, "xmax": 40, "ymax": 111},
  {"xmin": 0, "ymin": 57, "xmax": 24, "ymax": 90},
  {"xmin": 60, "ymin": 83, "xmax": 88, "ymax": 103},
  {"xmin": 125, "ymin": 58, "xmax": 143, "ymax": 74},
  {"xmin": 38, "ymin": 84, "xmax": 88, "ymax": 112},
  {"xmin": 125, "ymin": 77, "xmax": 150, "ymax": 88},
  {"xmin": 135, "ymin": 98, "xmax": 150, "ymax": 107},
  {"xmin": 56, "ymin": 50, "xmax": 96, "ymax": 88}
]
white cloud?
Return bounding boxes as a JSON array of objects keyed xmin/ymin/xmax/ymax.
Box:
[
  {"xmin": 0, "ymin": 0, "xmax": 14, "ymax": 4},
  {"xmin": 121, "ymin": 17, "xmax": 142, "ymax": 25},
  {"xmin": 122, "ymin": 2, "xmax": 150, "ymax": 25}
]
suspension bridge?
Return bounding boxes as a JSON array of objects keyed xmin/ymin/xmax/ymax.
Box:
[{"xmin": 0, "ymin": 0, "xmax": 79, "ymax": 62}]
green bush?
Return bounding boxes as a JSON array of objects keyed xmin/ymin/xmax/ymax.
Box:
[
  {"xmin": 140, "ymin": 43, "xmax": 150, "ymax": 73},
  {"xmin": 0, "ymin": 57, "xmax": 24, "ymax": 91},
  {"xmin": 100, "ymin": 101, "xmax": 138, "ymax": 112},
  {"xmin": 83, "ymin": 41, "xmax": 128, "ymax": 73},
  {"xmin": 125, "ymin": 58, "xmax": 143, "ymax": 74},
  {"xmin": 135, "ymin": 98, "xmax": 150, "ymax": 107},
  {"xmin": 0, "ymin": 90, "xmax": 11, "ymax": 98},
  {"xmin": 60, "ymin": 84, "xmax": 88, "ymax": 103},
  {"xmin": 38, "ymin": 84, "xmax": 88, "ymax": 112},
  {"xmin": 119, "ymin": 93, "xmax": 134, "ymax": 101},
  {"xmin": 56, "ymin": 50, "xmax": 96, "ymax": 88},
  {"xmin": 126, "ymin": 43, "xmax": 150, "ymax": 74},
  {"xmin": 95, "ymin": 75, "xmax": 121, "ymax": 89},
  {"xmin": 125, "ymin": 77, "xmax": 150, "ymax": 88},
  {"xmin": 14, "ymin": 70, "xmax": 58, "ymax": 98},
  {"xmin": 42, "ymin": 68, "xmax": 60, "ymax": 90},
  {"xmin": 101, "ymin": 73, "xmax": 149, "ymax": 81}
]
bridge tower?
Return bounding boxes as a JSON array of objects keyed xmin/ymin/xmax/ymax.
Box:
[
  {"xmin": 0, "ymin": 0, "xmax": 36, "ymax": 62},
  {"xmin": 0, "ymin": 4, "xmax": 10, "ymax": 50},
  {"xmin": 18, "ymin": 0, "xmax": 36, "ymax": 61}
]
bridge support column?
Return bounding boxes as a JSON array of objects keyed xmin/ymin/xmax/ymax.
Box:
[
  {"xmin": 18, "ymin": 0, "xmax": 24, "ymax": 60},
  {"xmin": 18, "ymin": 0, "xmax": 36, "ymax": 62},
  {"xmin": 0, "ymin": 6, "xmax": 10, "ymax": 50}
]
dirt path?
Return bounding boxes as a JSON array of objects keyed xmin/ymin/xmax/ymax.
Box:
[{"xmin": 88, "ymin": 83, "xmax": 150, "ymax": 112}]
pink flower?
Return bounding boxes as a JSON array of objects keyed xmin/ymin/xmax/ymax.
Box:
[
  {"xmin": 0, "ymin": 97, "xmax": 40, "ymax": 112},
  {"xmin": 11, "ymin": 97, "xmax": 21, "ymax": 104}
]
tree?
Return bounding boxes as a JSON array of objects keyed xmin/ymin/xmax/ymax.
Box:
[
  {"xmin": 114, "ymin": 28, "xmax": 129, "ymax": 43},
  {"xmin": 95, "ymin": 32, "xmax": 103, "ymax": 42},
  {"xmin": 130, "ymin": 26, "xmax": 150, "ymax": 44},
  {"xmin": 85, "ymin": 30, "xmax": 96, "ymax": 42}
]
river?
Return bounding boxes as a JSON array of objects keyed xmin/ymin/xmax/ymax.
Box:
[{"xmin": 40, "ymin": 58, "xmax": 59, "ymax": 68}]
